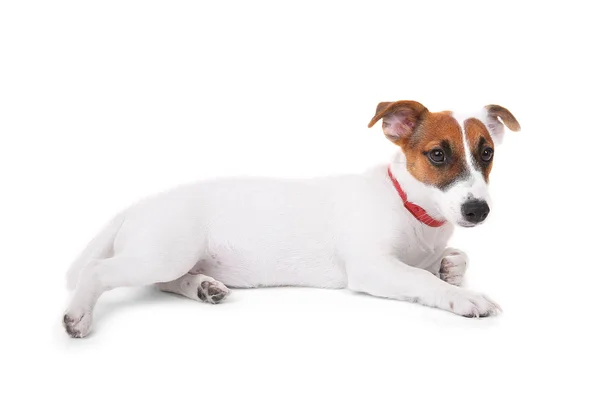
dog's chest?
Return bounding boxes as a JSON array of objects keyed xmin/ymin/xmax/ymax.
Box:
[{"xmin": 393, "ymin": 222, "xmax": 453, "ymax": 271}]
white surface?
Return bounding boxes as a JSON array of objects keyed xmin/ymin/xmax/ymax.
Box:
[{"xmin": 1, "ymin": 1, "xmax": 598, "ymax": 399}]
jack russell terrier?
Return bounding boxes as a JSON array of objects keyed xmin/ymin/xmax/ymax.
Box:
[{"xmin": 63, "ymin": 100, "xmax": 521, "ymax": 338}]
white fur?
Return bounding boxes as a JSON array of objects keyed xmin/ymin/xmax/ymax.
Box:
[{"xmin": 64, "ymin": 113, "xmax": 502, "ymax": 337}]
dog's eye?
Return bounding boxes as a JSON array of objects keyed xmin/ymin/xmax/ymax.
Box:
[
  {"xmin": 428, "ymin": 149, "xmax": 446, "ymax": 164},
  {"xmin": 481, "ymin": 147, "xmax": 494, "ymax": 162}
]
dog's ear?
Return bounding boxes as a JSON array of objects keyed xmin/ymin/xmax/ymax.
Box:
[
  {"xmin": 368, "ymin": 100, "xmax": 428, "ymax": 143},
  {"xmin": 484, "ymin": 104, "xmax": 521, "ymax": 144}
]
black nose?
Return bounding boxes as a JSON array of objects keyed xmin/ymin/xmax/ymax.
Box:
[{"xmin": 461, "ymin": 200, "xmax": 490, "ymax": 224}]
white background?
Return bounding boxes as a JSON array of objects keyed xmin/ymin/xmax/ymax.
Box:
[{"xmin": 1, "ymin": 1, "xmax": 599, "ymax": 399}]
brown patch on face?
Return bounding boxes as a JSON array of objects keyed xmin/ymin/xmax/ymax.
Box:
[
  {"xmin": 396, "ymin": 113, "xmax": 469, "ymax": 190},
  {"xmin": 367, "ymin": 102, "xmax": 498, "ymax": 191},
  {"xmin": 464, "ymin": 118, "xmax": 494, "ymax": 181}
]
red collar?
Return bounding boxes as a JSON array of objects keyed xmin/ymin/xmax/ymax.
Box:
[{"xmin": 387, "ymin": 166, "xmax": 446, "ymax": 227}]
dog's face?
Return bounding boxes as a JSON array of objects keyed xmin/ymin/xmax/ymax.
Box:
[{"xmin": 369, "ymin": 101, "xmax": 520, "ymax": 227}]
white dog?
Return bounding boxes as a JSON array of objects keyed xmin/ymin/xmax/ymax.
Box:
[{"xmin": 64, "ymin": 100, "xmax": 521, "ymax": 338}]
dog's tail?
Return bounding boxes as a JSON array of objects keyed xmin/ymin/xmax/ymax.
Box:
[{"xmin": 66, "ymin": 212, "xmax": 125, "ymax": 290}]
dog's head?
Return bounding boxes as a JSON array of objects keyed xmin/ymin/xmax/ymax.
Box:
[{"xmin": 368, "ymin": 101, "xmax": 520, "ymax": 227}]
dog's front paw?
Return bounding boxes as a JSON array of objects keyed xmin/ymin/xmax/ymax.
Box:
[
  {"xmin": 63, "ymin": 311, "xmax": 92, "ymax": 338},
  {"xmin": 444, "ymin": 289, "xmax": 502, "ymax": 318},
  {"xmin": 440, "ymin": 248, "xmax": 468, "ymax": 286}
]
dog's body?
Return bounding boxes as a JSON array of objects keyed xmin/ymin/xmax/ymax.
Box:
[{"xmin": 64, "ymin": 101, "xmax": 520, "ymax": 338}]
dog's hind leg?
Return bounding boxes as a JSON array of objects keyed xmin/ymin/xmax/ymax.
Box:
[
  {"xmin": 63, "ymin": 254, "xmax": 197, "ymax": 338},
  {"xmin": 157, "ymin": 273, "xmax": 230, "ymax": 304},
  {"xmin": 66, "ymin": 213, "xmax": 125, "ymax": 290}
]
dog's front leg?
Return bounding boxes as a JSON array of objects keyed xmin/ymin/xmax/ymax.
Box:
[
  {"xmin": 438, "ymin": 248, "xmax": 468, "ymax": 287},
  {"xmin": 346, "ymin": 256, "xmax": 500, "ymax": 317}
]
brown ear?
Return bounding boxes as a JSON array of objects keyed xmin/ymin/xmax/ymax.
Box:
[
  {"xmin": 485, "ymin": 104, "xmax": 521, "ymax": 132},
  {"xmin": 368, "ymin": 100, "xmax": 428, "ymax": 142}
]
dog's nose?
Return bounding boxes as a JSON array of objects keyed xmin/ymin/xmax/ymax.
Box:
[{"xmin": 461, "ymin": 200, "xmax": 490, "ymax": 224}]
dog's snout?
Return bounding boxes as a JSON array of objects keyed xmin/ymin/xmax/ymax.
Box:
[{"xmin": 461, "ymin": 200, "xmax": 490, "ymax": 224}]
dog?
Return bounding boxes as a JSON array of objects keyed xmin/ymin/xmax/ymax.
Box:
[{"xmin": 63, "ymin": 100, "xmax": 520, "ymax": 338}]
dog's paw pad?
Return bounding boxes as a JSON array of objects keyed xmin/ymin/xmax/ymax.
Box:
[
  {"xmin": 198, "ymin": 280, "xmax": 230, "ymax": 304},
  {"xmin": 63, "ymin": 312, "xmax": 92, "ymax": 338}
]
